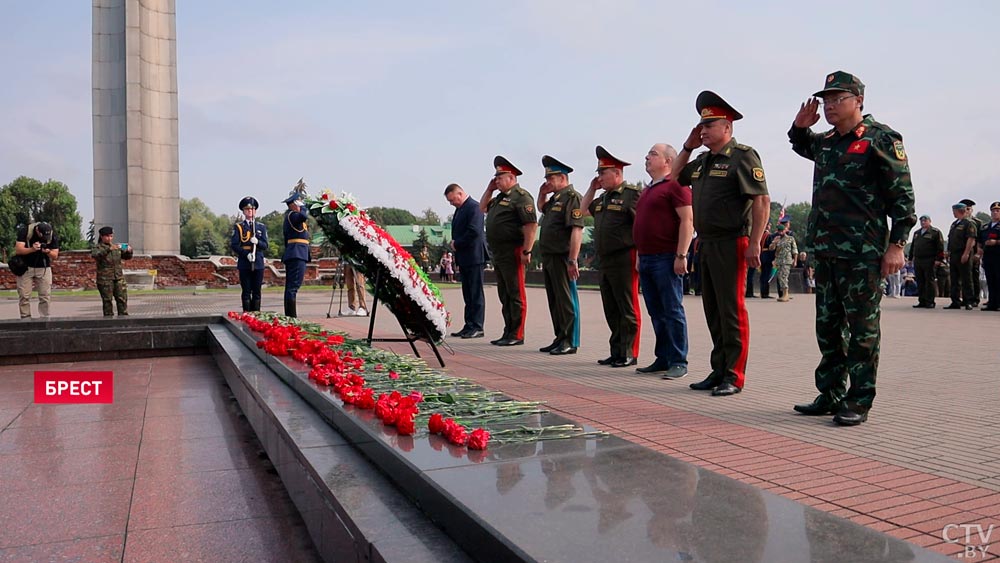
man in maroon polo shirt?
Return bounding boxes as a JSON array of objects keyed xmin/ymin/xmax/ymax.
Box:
[{"xmin": 633, "ymin": 143, "xmax": 694, "ymax": 380}]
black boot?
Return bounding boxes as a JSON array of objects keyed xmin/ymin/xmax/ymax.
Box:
[
  {"xmin": 241, "ymin": 298, "xmax": 251, "ymax": 312},
  {"xmin": 250, "ymin": 297, "xmax": 261, "ymax": 312},
  {"xmin": 284, "ymin": 299, "xmax": 297, "ymax": 318}
]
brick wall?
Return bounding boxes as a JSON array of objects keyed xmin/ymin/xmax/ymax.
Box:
[{"xmin": 0, "ymin": 251, "xmax": 333, "ymax": 290}]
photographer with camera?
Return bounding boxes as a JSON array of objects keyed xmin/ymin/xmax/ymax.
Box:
[
  {"xmin": 13, "ymin": 221, "xmax": 60, "ymax": 319},
  {"xmin": 92, "ymin": 226, "xmax": 133, "ymax": 316}
]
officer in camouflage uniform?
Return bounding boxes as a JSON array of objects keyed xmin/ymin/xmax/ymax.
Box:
[
  {"xmin": 91, "ymin": 226, "xmax": 133, "ymax": 316},
  {"xmin": 536, "ymin": 155, "xmax": 584, "ymax": 355},
  {"xmin": 960, "ymin": 199, "xmax": 983, "ymax": 306},
  {"xmin": 769, "ymin": 223, "xmax": 798, "ymax": 302},
  {"xmin": 583, "ymin": 146, "xmax": 642, "ymax": 368},
  {"xmin": 944, "ymin": 202, "xmax": 977, "ymax": 309},
  {"xmin": 789, "ymin": 71, "xmax": 916, "ymax": 426},
  {"xmin": 907, "ymin": 214, "xmax": 944, "ymax": 308},
  {"xmin": 481, "ymin": 156, "xmax": 538, "ymax": 346}
]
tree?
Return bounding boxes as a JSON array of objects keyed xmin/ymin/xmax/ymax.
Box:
[
  {"xmin": 418, "ymin": 207, "xmax": 441, "ymax": 226},
  {"xmin": 179, "ymin": 198, "xmax": 230, "ymax": 258},
  {"xmin": 258, "ymin": 210, "xmax": 286, "ymax": 259},
  {"xmin": 0, "ymin": 176, "xmax": 85, "ymax": 259},
  {"xmin": 367, "ymin": 206, "xmax": 419, "ymax": 226},
  {"xmin": 976, "ymin": 211, "xmax": 989, "ymax": 225}
]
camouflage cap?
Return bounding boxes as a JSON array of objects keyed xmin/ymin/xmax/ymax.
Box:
[{"xmin": 813, "ymin": 71, "xmax": 865, "ymax": 98}]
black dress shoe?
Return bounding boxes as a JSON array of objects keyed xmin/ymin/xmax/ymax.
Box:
[
  {"xmin": 539, "ymin": 341, "xmax": 561, "ymax": 353},
  {"xmin": 451, "ymin": 330, "xmax": 470, "ymax": 337},
  {"xmin": 712, "ymin": 382, "xmax": 741, "ymax": 396},
  {"xmin": 490, "ymin": 336, "xmax": 508, "ymax": 345},
  {"xmin": 689, "ymin": 375, "xmax": 721, "ymax": 391},
  {"xmin": 793, "ymin": 395, "xmax": 839, "ymax": 415},
  {"xmin": 611, "ymin": 357, "xmax": 637, "ymax": 368},
  {"xmin": 943, "ymin": 304, "xmax": 962, "ymax": 310},
  {"xmin": 636, "ymin": 362, "xmax": 669, "ymax": 374},
  {"xmin": 461, "ymin": 330, "xmax": 485, "ymax": 339},
  {"xmin": 761, "ymin": 295, "xmax": 774, "ymax": 299},
  {"xmin": 965, "ymin": 304, "xmax": 973, "ymax": 310},
  {"xmin": 496, "ymin": 338, "xmax": 524, "ymax": 346},
  {"xmin": 597, "ymin": 356, "xmax": 619, "ymax": 365},
  {"xmin": 833, "ymin": 406, "xmax": 869, "ymax": 426},
  {"xmin": 912, "ymin": 303, "xmax": 926, "ymax": 308},
  {"xmin": 550, "ymin": 344, "xmax": 577, "ymax": 355}
]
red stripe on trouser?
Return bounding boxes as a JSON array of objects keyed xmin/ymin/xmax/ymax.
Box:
[
  {"xmin": 630, "ymin": 249, "xmax": 642, "ymax": 358},
  {"xmin": 732, "ymin": 237, "xmax": 750, "ymax": 388},
  {"xmin": 515, "ymin": 246, "xmax": 527, "ymax": 339}
]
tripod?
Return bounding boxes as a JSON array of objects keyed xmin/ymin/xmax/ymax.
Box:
[{"xmin": 326, "ymin": 260, "xmax": 347, "ymax": 318}]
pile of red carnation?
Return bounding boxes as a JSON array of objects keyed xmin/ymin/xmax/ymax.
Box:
[{"xmin": 231, "ymin": 312, "xmax": 491, "ymax": 451}]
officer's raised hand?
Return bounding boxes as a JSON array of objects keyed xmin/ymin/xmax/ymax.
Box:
[
  {"xmin": 683, "ymin": 124, "xmax": 704, "ymax": 151},
  {"xmin": 794, "ymin": 99, "xmax": 821, "ymax": 129},
  {"xmin": 486, "ymin": 178, "xmax": 498, "ymax": 193},
  {"xmin": 588, "ymin": 176, "xmax": 601, "ymax": 192}
]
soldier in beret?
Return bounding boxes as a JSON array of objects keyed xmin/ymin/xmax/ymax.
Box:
[
  {"xmin": 672, "ymin": 91, "xmax": 770, "ymax": 396},
  {"xmin": 481, "ymin": 156, "xmax": 537, "ymax": 346},
  {"xmin": 231, "ymin": 196, "xmax": 269, "ymax": 312},
  {"xmin": 945, "ymin": 202, "xmax": 976, "ymax": 310},
  {"xmin": 908, "ymin": 214, "xmax": 944, "ymax": 308},
  {"xmin": 582, "ymin": 146, "xmax": 642, "ymax": 368},
  {"xmin": 536, "ymin": 155, "xmax": 584, "ymax": 355},
  {"xmin": 282, "ymin": 180, "xmax": 310, "ymax": 318},
  {"xmin": 92, "ymin": 226, "xmax": 133, "ymax": 317},
  {"xmin": 789, "ymin": 71, "xmax": 916, "ymax": 426},
  {"xmin": 980, "ymin": 201, "xmax": 1000, "ymax": 311}
]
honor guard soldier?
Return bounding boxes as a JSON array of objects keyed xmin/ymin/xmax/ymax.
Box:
[
  {"xmin": 673, "ymin": 91, "xmax": 770, "ymax": 396},
  {"xmin": 481, "ymin": 156, "xmax": 538, "ymax": 346},
  {"xmin": 907, "ymin": 214, "xmax": 944, "ymax": 308},
  {"xmin": 231, "ymin": 196, "xmax": 269, "ymax": 312},
  {"xmin": 536, "ymin": 155, "xmax": 584, "ymax": 356},
  {"xmin": 980, "ymin": 201, "xmax": 1000, "ymax": 311},
  {"xmin": 282, "ymin": 182, "xmax": 311, "ymax": 318},
  {"xmin": 789, "ymin": 71, "xmax": 916, "ymax": 425},
  {"xmin": 945, "ymin": 202, "xmax": 976, "ymax": 310},
  {"xmin": 92, "ymin": 226, "xmax": 133, "ymax": 316},
  {"xmin": 582, "ymin": 146, "xmax": 642, "ymax": 368}
]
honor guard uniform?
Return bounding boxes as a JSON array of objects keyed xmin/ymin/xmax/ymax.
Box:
[
  {"xmin": 484, "ymin": 156, "xmax": 537, "ymax": 345},
  {"xmin": 282, "ymin": 191, "xmax": 311, "ymax": 317},
  {"xmin": 231, "ymin": 196, "xmax": 268, "ymax": 312},
  {"xmin": 92, "ymin": 226, "xmax": 133, "ymax": 316},
  {"xmin": 589, "ymin": 146, "xmax": 642, "ymax": 368},
  {"xmin": 981, "ymin": 201, "xmax": 1000, "ymax": 311},
  {"xmin": 678, "ymin": 91, "xmax": 769, "ymax": 395},
  {"xmin": 537, "ymin": 155, "xmax": 584, "ymax": 356}
]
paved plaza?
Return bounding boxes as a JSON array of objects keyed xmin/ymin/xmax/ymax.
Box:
[{"xmin": 1, "ymin": 284, "xmax": 999, "ymax": 560}]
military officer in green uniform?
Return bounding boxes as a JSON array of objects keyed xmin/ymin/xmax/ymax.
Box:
[
  {"xmin": 960, "ymin": 199, "xmax": 983, "ymax": 306},
  {"xmin": 673, "ymin": 91, "xmax": 770, "ymax": 396},
  {"xmin": 945, "ymin": 202, "xmax": 977, "ymax": 310},
  {"xmin": 789, "ymin": 71, "xmax": 916, "ymax": 425},
  {"xmin": 91, "ymin": 226, "xmax": 134, "ymax": 316},
  {"xmin": 582, "ymin": 146, "xmax": 641, "ymax": 368},
  {"xmin": 536, "ymin": 155, "xmax": 584, "ymax": 355},
  {"xmin": 481, "ymin": 156, "xmax": 538, "ymax": 346},
  {"xmin": 907, "ymin": 214, "xmax": 944, "ymax": 308}
]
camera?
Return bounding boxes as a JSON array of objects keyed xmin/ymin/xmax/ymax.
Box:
[{"xmin": 38, "ymin": 242, "xmax": 50, "ymax": 250}]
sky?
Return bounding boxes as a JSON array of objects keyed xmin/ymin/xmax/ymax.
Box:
[{"xmin": 2, "ymin": 1, "xmax": 999, "ymax": 229}]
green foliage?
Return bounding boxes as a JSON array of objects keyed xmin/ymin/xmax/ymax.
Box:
[
  {"xmin": 367, "ymin": 206, "xmax": 419, "ymax": 227},
  {"xmin": 0, "ymin": 176, "xmax": 85, "ymax": 258},
  {"xmin": 179, "ymin": 198, "xmax": 230, "ymax": 258},
  {"xmin": 258, "ymin": 210, "xmax": 286, "ymax": 258},
  {"xmin": 419, "ymin": 207, "xmax": 441, "ymax": 226},
  {"xmin": 769, "ymin": 201, "xmax": 811, "ymax": 232},
  {"xmin": 976, "ymin": 211, "xmax": 989, "ymax": 225}
]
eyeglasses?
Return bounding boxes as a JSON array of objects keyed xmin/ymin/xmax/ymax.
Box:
[{"xmin": 819, "ymin": 95, "xmax": 856, "ymax": 107}]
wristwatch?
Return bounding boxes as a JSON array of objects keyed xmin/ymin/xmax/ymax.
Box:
[
  {"xmin": 522, "ymin": 250, "xmax": 532, "ymax": 256},
  {"xmin": 893, "ymin": 240, "xmax": 906, "ymax": 249},
  {"xmin": 566, "ymin": 258, "xmax": 577, "ymax": 265}
]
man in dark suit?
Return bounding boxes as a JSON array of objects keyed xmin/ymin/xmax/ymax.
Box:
[{"xmin": 445, "ymin": 183, "xmax": 487, "ymax": 338}]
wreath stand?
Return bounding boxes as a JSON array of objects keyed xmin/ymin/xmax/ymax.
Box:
[{"xmin": 364, "ymin": 269, "xmax": 446, "ymax": 367}]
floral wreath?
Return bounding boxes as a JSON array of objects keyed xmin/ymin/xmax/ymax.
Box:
[{"xmin": 306, "ymin": 190, "xmax": 449, "ymax": 341}]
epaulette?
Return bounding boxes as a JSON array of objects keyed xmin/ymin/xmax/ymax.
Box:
[
  {"xmin": 734, "ymin": 143, "xmax": 752, "ymax": 151},
  {"xmin": 623, "ymin": 184, "xmax": 641, "ymax": 192}
]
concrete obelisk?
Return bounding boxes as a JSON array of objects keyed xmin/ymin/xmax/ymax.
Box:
[{"xmin": 92, "ymin": 0, "xmax": 180, "ymax": 254}]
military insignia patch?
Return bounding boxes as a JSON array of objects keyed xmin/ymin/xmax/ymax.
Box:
[
  {"xmin": 525, "ymin": 205, "xmax": 534, "ymax": 213},
  {"xmin": 571, "ymin": 209, "xmax": 582, "ymax": 219},
  {"xmin": 827, "ymin": 74, "xmax": 835, "ymax": 83},
  {"xmin": 847, "ymin": 140, "xmax": 870, "ymax": 154},
  {"xmin": 752, "ymin": 167, "xmax": 765, "ymax": 181},
  {"xmin": 893, "ymin": 141, "xmax": 907, "ymax": 161}
]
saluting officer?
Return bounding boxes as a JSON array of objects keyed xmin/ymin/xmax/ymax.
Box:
[
  {"xmin": 908, "ymin": 214, "xmax": 944, "ymax": 308},
  {"xmin": 231, "ymin": 196, "xmax": 269, "ymax": 312},
  {"xmin": 282, "ymin": 186, "xmax": 311, "ymax": 318},
  {"xmin": 582, "ymin": 146, "xmax": 642, "ymax": 368},
  {"xmin": 979, "ymin": 201, "xmax": 1000, "ymax": 311},
  {"xmin": 536, "ymin": 155, "xmax": 584, "ymax": 356},
  {"xmin": 481, "ymin": 156, "xmax": 538, "ymax": 346},
  {"xmin": 673, "ymin": 91, "xmax": 770, "ymax": 396}
]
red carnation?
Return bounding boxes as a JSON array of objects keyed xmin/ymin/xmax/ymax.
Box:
[
  {"xmin": 396, "ymin": 413, "xmax": 416, "ymax": 436},
  {"xmin": 428, "ymin": 413, "xmax": 446, "ymax": 434},
  {"xmin": 467, "ymin": 428, "xmax": 490, "ymax": 450}
]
